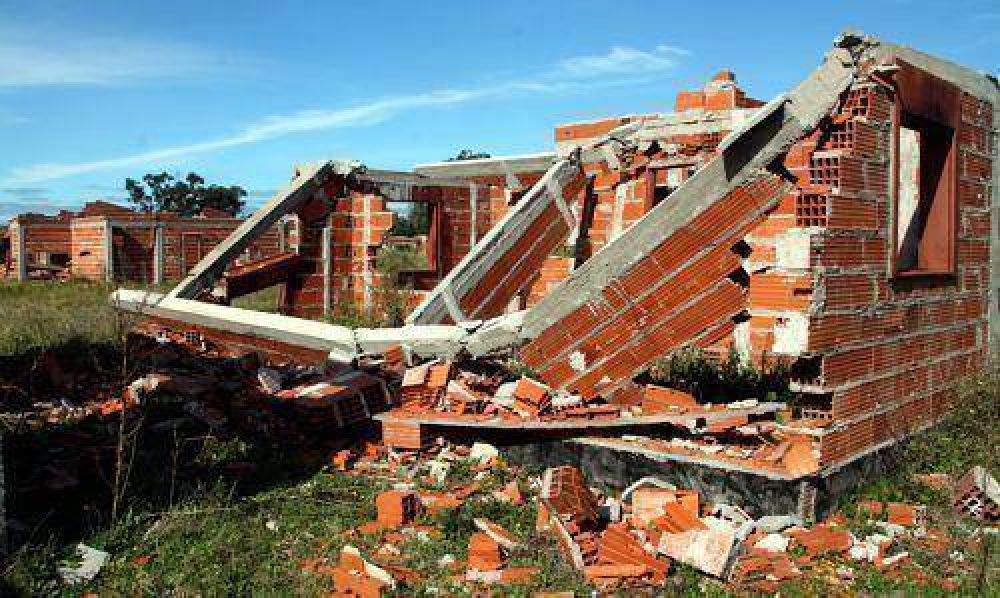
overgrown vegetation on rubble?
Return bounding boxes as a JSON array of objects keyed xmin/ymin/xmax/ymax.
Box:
[
  {"xmin": 325, "ymin": 245, "xmax": 426, "ymax": 328},
  {"xmin": 646, "ymin": 347, "xmax": 794, "ymax": 403},
  {"xmin": 1, "ymin": 283, "xmax": 997, "ymax": 595}
]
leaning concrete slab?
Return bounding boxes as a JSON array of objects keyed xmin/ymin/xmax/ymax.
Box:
[
  {"xmin": 516, "ymin": 46, "xmax": 856, "ymax": 399},
  {"xmin": 406, "ymin": 156, "xmax": 588, "ymax": 324},
  {"xmin": 168, "ymin": 160, "xmax": 356, "ymax": 300}
]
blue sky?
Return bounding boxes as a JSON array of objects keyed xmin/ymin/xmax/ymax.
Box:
[{"xmin": 0, "ymin": 1, "xmax": 997, "ymax": 221}]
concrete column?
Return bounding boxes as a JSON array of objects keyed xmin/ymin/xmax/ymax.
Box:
[
  {"xmin": 152, "ymin": 225, "xmax": 165, "ymax": 285},
  {"xmin": 989, "ymin": 101, "xmax": 1000, "ymax": 357},
  {"xmin": 14, "ymin": 221, "xmax": 27, "ymax": 282},
  {"xmin": 469, "ymin": 184, "xmax": 478, "ymax": 247},
  {"xmin": 361, "ymin": 194, "xmax": 373, "ymax": 312},
  {"xmin": 321, "ymin": 220, "xmax": 332, "ymax": 317},
  {"xmin": 103, "ymin": 219, "xmax": 114, "ymax": 283},
  {"xmin": 796, "ymin": 478, "xmax": 819, "ymax": 524}
]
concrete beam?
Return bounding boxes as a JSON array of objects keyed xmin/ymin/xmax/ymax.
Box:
[
  {"xmin": 14, "ymin": 221, "xmax": 27, "ymax": 282},
  {"xmin": 152, "ymin": 225, "xmax": 165, "ymax": 285},
  {"xmin": 111, "ymin": 289, "xmax": 527, "ymax": 363},
  {"xmin": 413, "ymin": 152, "xmax": 558, "ymax": 178},
  {"xmin": 167, "ymin": 160, "xmax": 354, "ymax": 300}
]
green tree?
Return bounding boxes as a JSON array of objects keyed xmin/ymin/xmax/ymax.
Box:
[{"xmin": 124, "ymin": 172, "xmax": 246, "ymax": 217}]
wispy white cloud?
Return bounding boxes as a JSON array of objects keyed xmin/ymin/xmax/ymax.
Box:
[
  {"xmin": 553, "ymin": 45, "xmax": 690, "ymax": 78},
  {"xmin": 0, "ymin": 43, "xmax": 687, "ymax": 186},
  {"xmin": 0, "ymin": 23, "xmax": 244, "ymax": 87}
]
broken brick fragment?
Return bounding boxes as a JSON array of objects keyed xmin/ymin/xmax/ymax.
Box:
[
  {"xmin": 468, "ymin": 532, "xmax": 505, "ymax": 571},
  {"xmin": 473, "ymin": 518, "xmax": 521, "ymax": 550},
  {"xmin": 631, "ymin": 487, "xmax": 700, "ymax": 527},
  {"xmin": 642, "ymin": 386, "xmax": 698, "ymax": 413},
  {"xmin": 886, "ymin": 502, "xmax": 925, "ymax": 527},
  {"xmin": 375, "ymin": 490, "xmax": 421, "ymax": 528},
  {"xmin": 651, "ymin": 502, "xmax": 709, "ymax": 534},
  {"xmin": 331, "ymin": 449, "xmax": 354, "ymax": 472},
  {"xmin": 787, "ymin": 524, "xmax": 852, "ymax": 556},
  {"xmin": 597, "ymin": 523, "xmax": 670, "ymax": 583},
  {"xmin": 512, "ymin": 377, "xmax": 552, "ymax": 416},
  {"xmin": 953, "ymin": 466, "xmax": 1000, "ymax": 521},
  {"xmin": 540, "ymin": 466, "xmax": 600, "ymax": 529},
  {"xmin": 494, "ymin": 479, "xmax": 524, "ymax": 505}
]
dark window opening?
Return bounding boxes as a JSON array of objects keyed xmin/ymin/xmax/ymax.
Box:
[
  {"xmin": 895, "ymin": 114, "xmax": 956, "ymax": 274},
  {"xmin": 652, "ymin": 185, "xmax": 672, "ymax": 207}
]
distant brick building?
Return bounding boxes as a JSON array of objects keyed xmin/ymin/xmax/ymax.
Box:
[{"xmin": 6, "ymin": 201, "xmax": 281, "ymax": 284}]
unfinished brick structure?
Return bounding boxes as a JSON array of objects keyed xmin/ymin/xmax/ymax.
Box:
[
  {"xmin": 277, "ymin": 162, "xmax": 552, "ymax": 318},
  {"xmin": 5, "ymin": 201, "xmax": 282, "ymax": 284},
  {"xmin": 112, "ymin": 32, "xmax": 998, "ymax": 514},
  {"xmin": 253, "ymin": 71, "xmax": 763, "ymax": 322}
]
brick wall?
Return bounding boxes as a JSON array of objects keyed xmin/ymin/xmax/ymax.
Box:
[
  {"xmin": 724, "ymin": 70, "xmax": 994, "ymax": 470},
  {"xmin": 6, "ymin": 216, "xmax": 72, "ymax": 277},
  {"xmin": 65, "ymin": 215, "xmax": 283, "ymax": 284},
  {"xmin": 69, "ymin": 217, "xmax": 109, "ymax": 280}
]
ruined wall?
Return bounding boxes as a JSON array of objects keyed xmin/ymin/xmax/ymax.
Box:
[
  {"xmin": 741, "ymin": 68, "xmax": 995, "ymax": 471},
  {"xmin": 329, "ymin": 190, "xmax": 395, "ymax": 316},
  {"xmin": 160, "ymin": 218, "xmax": 281, "ymax": 281},
  {"xmin": 112, "ymin": 226, "xmax": 156, "ymax": 283}
]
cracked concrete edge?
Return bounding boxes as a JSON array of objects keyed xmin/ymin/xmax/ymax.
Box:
[
  {"xmin": 519, "ymin": 45, "xmax": 858, "ymax": 339},
  {"xmin": 111, "ymin": 288, "xmax": 528, "ymax": 363}
]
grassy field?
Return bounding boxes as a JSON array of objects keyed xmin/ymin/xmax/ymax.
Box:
[
  {"xmin": 0, "ymin": 280, "xmax": 997, "ymax": 595},
  {"xmin": 0, "ymin": 281, "xmax": 121, "ymax": 356}
]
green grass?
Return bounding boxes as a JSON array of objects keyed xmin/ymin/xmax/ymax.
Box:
[
  {"xmin": 0, "ymin": 280, "xmax": 121, "ymax": 355},
  {"xmin": 231, "ymin": 285, "xmax": 281, "ymax": 313}
]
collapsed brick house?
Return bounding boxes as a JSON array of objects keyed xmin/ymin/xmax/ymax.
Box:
[
  {"xmin": 5, "ymin": 200, "xmax": 282, "ymax": 284},
  {"xmin": 112, "ymin": 32, "xmax": 997, "ymax": 515},
  {"xmin": 267, "ymin": 70, "xmax": 763, "ymax": 319}
]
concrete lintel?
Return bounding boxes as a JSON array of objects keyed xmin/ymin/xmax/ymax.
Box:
[
  {"xmin": 111, "ymin": 288, "xmax": 522, "ymax": 363},
  {"xmin": 358, "ymin": 168, "xmax": 481, "ymax": 190},
  {"xmin": 413, "ymin": 152, "xmax": 558, "ymax": 178},
  {"xmin": 375, "ymin": 401, "xmax": 784, "ymax": 430},
  {"xmin": 112, "ymin": 289, "xmax": 360, "ymax": 360}
]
